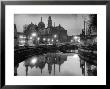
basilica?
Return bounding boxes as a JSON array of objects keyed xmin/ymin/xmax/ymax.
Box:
[{"xmin": 23, "ymin": 16, "xmax": 68, "ymax": 44}]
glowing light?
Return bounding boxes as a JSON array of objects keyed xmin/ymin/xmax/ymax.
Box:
[
  {"xmin": 78, "ymin": 39, "xmax": 80, "ymax": 42},
  {"xmin": 19, "ymin": 35, "xmax": 24, "ymax": 39},
  {"xmin": 74, "ymin": 36, "xmax": 78, "ymax": 40},
  {"xmin": 73, "ymin": 54, "xmax": 78, "ymax": 58},
  {"xmin": 54, "ymin": 34, "xmax": 57, "ymax": 38},
  {"xmin": 51, "ymin": 39, "xmax": 54, "ymax": 42},
  {"xmin": 43, "ymin": 38, "xmax": 46, "ymax": 41},
  {"xmin": 31, "ymin": 57, "xmax": 38, "ymax": 64},
  {"xmin": 48, "ymin": 38, "xmax": 50, "ymax": 41},
  {"xmin": 71, "ymin": 40, "xmax": 73, "ymax": 42},
  {"xmin": 20, "ymin": 40, "xmax": 25, "ymax": 43},
  {"xmin": 37, "ymin": 37, "xmax": 40, "ymax": 41},
  {"xmin": 30, "ymin": 36, "xmax": 33, "ymax": 39},
  {"xmin": 32, "ymin": 33, "xmax": 36, "ymax": 37}
]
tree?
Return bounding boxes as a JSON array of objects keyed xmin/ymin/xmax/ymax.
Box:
[{"xmin": 89, "ymin": 14, "xmax": 97, "ymax": 31}]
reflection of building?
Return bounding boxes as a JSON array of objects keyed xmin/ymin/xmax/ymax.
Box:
[
  {"xmin": 14, "ymin": 63, "xmax": 19, "ymax": 76},
  {"xmin": 48, "ymin": 63, "xmax": 52, "ymax": 75},
  {"xmin": 23, "ymin": 53, "xmax": 67, "ymax": 75},
  {"xmin": 80, "ymin": 59, "xmax": 97, "ymax": 76},
  {"xmin": 25, "ymin": 64, "xmax": 29, "ymax": 76}
]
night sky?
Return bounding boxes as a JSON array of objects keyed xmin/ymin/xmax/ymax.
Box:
[{"xmin": 14, "ymin": 14, "xmax": 90, "ymax": 36}]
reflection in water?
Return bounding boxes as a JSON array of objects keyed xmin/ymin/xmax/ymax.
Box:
[{"xmin": 15, "ymin": 52, "xmax": 97, "ymax": 76}]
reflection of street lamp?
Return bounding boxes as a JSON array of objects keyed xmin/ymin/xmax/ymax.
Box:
[{"xmin": 30, "ymin": 57, "xmax": 38, "ymax": 65}]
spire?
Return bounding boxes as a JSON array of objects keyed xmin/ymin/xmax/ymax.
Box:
[
  {"xmin": 48, "ymin": 16, "xmax": 52, "ymax": 28},
  {"xmin": 48, "ymin": 16, "xmax": 51, "ymax": 20},
  {"xmin": 41, "ymin": 17, "xmax": 42, "ymax": 22},
  {"xmin": 54, "ymin": 22, "xmax": 55, "ymax": 27},
  {"xmin": 59, "ymin": 24, "xmax": 61, "ymax": 27}
]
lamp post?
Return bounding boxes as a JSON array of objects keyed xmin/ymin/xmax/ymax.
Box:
[
  {"xmin": 52, "ymin": 39, "xmax": 54, "ymax": 44},
  {"xmin": 53, "ymin": 34, "xmax": 57, "ymax": 45},
  {"xmin": 32, "ymin": 33, "xmax": 37, "ymax": 37},
  {"xmin": 47, "ymin": 38, "xmax": 50, "ymax": 44},
  {"xmin": 31, "ymin": 32, "xmax": 37, "ymax": 46},
  {"xmin": 43, "ymin": 38, "xmax": 46, "ymax": 45},
  {"xmin": 37, "ymin": 37, "xmax": 40, "ymax": 45},
  {"xmin": 43, "ymin": 38, "xmax": 46, "ymax": 41},
  {"xmin": 54, "ymin": 34, "xmax": 57, "ymax": 38}
]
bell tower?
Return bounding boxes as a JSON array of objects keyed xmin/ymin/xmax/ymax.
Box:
[{"xmin": 48, "ymin": 16, "xmax": 52, "ymax": 28}]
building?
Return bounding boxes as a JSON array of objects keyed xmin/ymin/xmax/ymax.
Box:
[
  {"xmin": 23, "ymin": 16, "xmax": 69, "ymax": 46},
  {"xmin": 17, "ymin": 32, "xmax": 26, "ymax": 46}
]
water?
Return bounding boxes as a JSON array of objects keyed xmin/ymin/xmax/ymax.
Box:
[{"xmin": 14, "ymin": 51, "xmax": 97, "ymax": 76}]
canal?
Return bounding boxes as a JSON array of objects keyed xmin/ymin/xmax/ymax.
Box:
[{"xmin": 14, "ymin": 50, "xmax": 97, "ymax": 76}]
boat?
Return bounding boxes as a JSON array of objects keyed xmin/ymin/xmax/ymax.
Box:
[{"xmin": 78, "ymin": 19, "xmax": 97, "ymax": 65}]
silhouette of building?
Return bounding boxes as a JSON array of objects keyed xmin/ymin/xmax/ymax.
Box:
[
  {"xmin": 14, "ymin": 24, "xmax": 18, "ymax": 47},
  {"xmin": 48, "ymin": 16, "xmax": 52, "ymax": 28},
  {"xmin": 38, "ymin": 17, "xmax": 45, "ymax": 30},
  {"xmin": 23, "ymin": 16, "xmax": 69, "ymax": 45}
]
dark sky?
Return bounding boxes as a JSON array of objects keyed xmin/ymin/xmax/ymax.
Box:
[{"xmin": 14, "ymin": 14, "xmax": 90, "ymax": 36}]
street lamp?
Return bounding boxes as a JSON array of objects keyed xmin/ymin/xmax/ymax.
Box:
[
  {"xmin": 51, "ymin": 39, "xmax": 54, "ymax": 44},
  {"xmin": 48, "ymin": 38, "xmax": 50, "ymax": 42},
  {"xmin": 43, "ymin": 38, "xmax": 46, "ymax": 41},
  {"xmin": 78, "ymin": 39, "xmax": 80, "ymax": 43},
  {"xmin": 32, "ymin": 33, "xmax": 37, "ymax": 37},
  {"xmin": 71, "ymin": 40, "xmax": 73, "ymax": 42},
  {"xmin": 74, "ymin": 36, "xmax": 78, "ymax": 40},
  {"xmin": 19, "ymin": 35, "xmax": 24, "ymax": 39},
  {"xmin": 52, "ymin": 39, "xmax": 54, "ymax": 42},
  {"xmin": 47, "ymin": 38, "xmax": 50, "ymax": 44},
  {"xmin": 54, "ymin": 34, "xmax": 57, "ymax": 38},
  {"xmin": 37, "ymin": 37, "xmax": 40, "ymax": 45},
  {"xmin": 30, "ymin": 36, "xmax": 33, "ymax": 40},
  {"xmin": 37, "ymin": 37, "xmax": 40, "ymax": 41}
]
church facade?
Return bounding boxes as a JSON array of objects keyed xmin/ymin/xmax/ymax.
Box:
[{"xmin": 23, "ymin": 16, "xmax": 68, "ymax": 45}]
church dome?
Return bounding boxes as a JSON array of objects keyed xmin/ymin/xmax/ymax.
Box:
[{"xmin": 38, "ymin": 17, "xmax": 45, "ymax": 30}]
